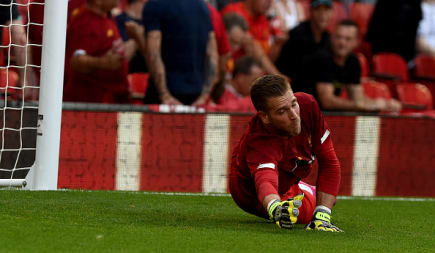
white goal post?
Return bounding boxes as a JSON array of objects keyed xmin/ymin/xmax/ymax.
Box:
[{"xmin": 24, "ymin": 0, "xmax": 68, "ymax": 190}]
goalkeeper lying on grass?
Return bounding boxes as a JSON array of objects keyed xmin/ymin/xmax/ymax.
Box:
[{"xmin": 229, "ymin": 75, "xmax": 342, "ymax": 232}]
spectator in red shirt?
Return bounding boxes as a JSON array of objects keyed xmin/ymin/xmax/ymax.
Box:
[
  {"xmin": 216, "ymin": 56, "xmax": 263, "ymax": 111},
  {"xmin": 230, "ymin": 74, "xmax": 342, "ymax": 231},
  {"xmin": 222, "ymin": 13, "xmax": 281, "ymax": 76},
  {"xmin": 206, "ymin": 2, "xmax": 232, "ymax": 82},
  {"xmin": 221, "ymin": 0, "xmax": 286, "ymax": 61},
  {"xmin": 64, "ymin": 0, "xmax": 139, "ymax": 103},
  {"xmin": 68, "ymin": 0, "xmax": 86, "ymax": 22}
]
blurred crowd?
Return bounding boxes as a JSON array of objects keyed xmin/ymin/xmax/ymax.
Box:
[{"xmin": 1, "ymin": 0, "xmax": 435, "ymax": 115}]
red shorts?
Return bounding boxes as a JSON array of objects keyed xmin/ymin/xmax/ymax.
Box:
[{"xmin": 229, "ymin": 175, "xmax": 316, "ymax": 224}]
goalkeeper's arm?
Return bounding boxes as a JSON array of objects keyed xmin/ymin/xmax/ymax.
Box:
[
  {"xmin": 255, "ymin": 170, "xmax": 302, "ymax": 229},
  {"xmin": 308, "ymin": 136, "xmax": 342, "ymax": 232}
]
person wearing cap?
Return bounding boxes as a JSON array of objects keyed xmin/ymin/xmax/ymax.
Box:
[{"xmin": 276, "ymin": 0, "xmax": 333, "ymax": 92}]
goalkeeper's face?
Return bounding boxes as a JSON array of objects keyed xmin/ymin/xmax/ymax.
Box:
[{"xmin": 263, "ymin": 90, "xmax": 301, "ymax": 137}]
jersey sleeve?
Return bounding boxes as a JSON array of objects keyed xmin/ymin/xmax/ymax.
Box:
[
  {"xmin": 308, "ymin": 95, "xmax": 330, "ymax": 151},
  {"xmin": 142, "ymin": 0, "xmax": 162, "ymax": 32},
  {"xmin": 305, "ymin": 94, "xmax": 341, "ymax": 196},
  {"xmin": 245, "ymin": 135, "xmax": 283, "ymax": 203}
]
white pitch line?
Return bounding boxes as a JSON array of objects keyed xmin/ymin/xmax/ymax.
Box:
[
  {"xmin": 336, "ymin": 196, "xmax": 435, "ymax": 202},
  {"xmin": 56, "ymin": 189, "xmax": 435, "ymax": 202}
]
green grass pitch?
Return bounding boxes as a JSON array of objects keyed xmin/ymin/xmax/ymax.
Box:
[{"xmin": 0, "ymin": 190, "xmax": 433, "ymax": 253}]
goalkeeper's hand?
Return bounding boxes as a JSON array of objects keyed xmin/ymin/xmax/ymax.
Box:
[
  {"xmin": 306, "ymin": 206, "xmax": 343, "ymax": 232},
  {"xmin": 267, "ymin": 193, "xmax": 304, "ymax": 229}
]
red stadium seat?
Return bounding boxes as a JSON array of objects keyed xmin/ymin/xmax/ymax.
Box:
[
  {"xmin": 414, "ymin": 55, "xmax": 435, "ymax": 80},
  {"xmin": 363, "ymin": 81, "xmax": 392, "ymax": 99},
  {"xmin": 327, "ymin": 2, "xmax": 348, "ymax": 32},
  {"xmin": 0, "ymin": 69, "xmax": 20, "ymax": 99},
  {"xmin": 340, "ymin": 81, "xmax": 391, "ymax": 100},
  {"xmin": 0, "ymin": 69, "xmax": 19, "ymax": 88},
  {"xmin": 299, "ymin": 0, "xmax": 311, "ymax": 19},
  {"xmin": 414, "ymin": 55, "xmax": 435, "ymax": 106},
  {"xmin": 127, "ymin": 73, "xmax": 149, "ymax": 100},
  {"xmin": 357, "ymin": 53, "xmax": 369, "ymax": 78},
  {"xmin": 396, "ymin": 83, "xmax": 433, "ymax": 111},
  {"xmin": 372, "ymin": 53, "xmax": 409, "ymax": 82},
  {"xmin": 372, "ymin": 53, "xmax": 409, "ymax": 97},
  {"xmin": 350, "ymin": 2, "xmax": 374, "ymax": 39}
]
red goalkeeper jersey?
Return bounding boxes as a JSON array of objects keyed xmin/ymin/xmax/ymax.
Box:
[{"xmin": 229, "ymin": 93, "xmax": 341, "ymax": 216}]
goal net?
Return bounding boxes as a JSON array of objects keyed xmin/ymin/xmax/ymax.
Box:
[{"xmin": 0, "ymin": 0, "xmax": 67, "ymax": 189}]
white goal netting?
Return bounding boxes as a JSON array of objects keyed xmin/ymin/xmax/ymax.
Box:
[{"xmin": 0, "ymin": 0, "xmax": 44, "ymax": 187}]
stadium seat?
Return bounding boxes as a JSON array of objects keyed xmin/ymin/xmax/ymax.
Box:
[
  {"xmin": 350, "ymin": 2, "xmax": 374, "ymax": 39},
  {"xmin": 327, "ymin": 2, "xmax": 348, "ymax": 32},
  {"xmin": 363, "ymin": 81, "xmax": 392, "ymax": 99},
  {"xmin": 0, "ymin": 69, "xmax": 19, "ymax": 88},
  {"xmin": 340, "ymin": 81, "xmax": 391, "ymax": 100},
  {"xmin": 414, "ymin": 55, "xmax": 435, "ymax": 106},
  {"xmin": 372, "ymin": 53, "xmax": 409, "ymax": 82},
  {"xmin": 396, "ymin": 83, "xmax": 433, "ymax": 111},
  {"xmin": 299, "ymin": 0, "xmax": 311, "ymax": 19},
  {"xmin": 127, "ymin": 73, "xmax": 149, "ymax": 100},
  {"xmin": 414, "ymin": 55, "xmax": 435, "ymax": 80},
  {"xmin": 357, "ymin": 53, "xmax": 369, "ymax": 78}
]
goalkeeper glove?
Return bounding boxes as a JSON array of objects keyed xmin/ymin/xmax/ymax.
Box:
[
  {"xmin": 306, "ymin": 206, "xmax": 343, "ymax": 232},
  {"xmin": 267, "ymin": 193, "xmax": 304, "ymax": 229}
]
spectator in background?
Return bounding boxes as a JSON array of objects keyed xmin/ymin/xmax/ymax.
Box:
[
  {"xmin": 223, "ymin": 13, "xmax": 281, "ymax": 76},
  {"xmin": 301, "ymin": 20, "xmax": 401, "ymax": 112},
  {"xmin": 416, "ymin": 0, "xmax": 435, "ymax": 57},
  {"xmin": 366, "ymin": 0, "xmax": 422, "ymax": 63},
  {"xmin": 206, "ymin": 1, "xmax": 232, "ymax": 81},
  {"xmin": 270, "ymin": 0, "xmax": 305, "ymax": 33},
  {"xmin": 215, "ymin": 0, "xmax": 242, "ymax": 11},
  {"xmin": 216, "ymin": 56, "xmax": 263, "ymax": 109},
  {"xmin": 276, "ymin": 0, "xmax": 332, "ymax": 92},
  {"xmin": 68, "ymin": 0, "xmax": 86, "ymax": 22},
  {"xmin": 64, "ymin": 0, "xmax": 140, "ymax": 103},
  {"xmin": 115, "ymin": 0, "xmax": 147, "ymax": 73},
  {"xmin": 142, "ymin": 0, "xmax": 218, "ymax": 106},
  {"xmin": 0, "ymin": 0, "xmax": 38, "ymax": 99},
  {"xmin": 221, "ymin": 0, "xmax": 287, "ymax": 62}
]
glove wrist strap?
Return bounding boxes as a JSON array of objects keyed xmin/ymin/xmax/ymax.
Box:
[
  {"xmin": 267, "ymin": 199, "xmax": 280, "ymax": 219},
  {"xmin": 315, "ymin": 205, "xmax": 331, "ymax": 214}
]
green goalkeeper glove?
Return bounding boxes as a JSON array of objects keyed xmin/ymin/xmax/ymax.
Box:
[
  {"xmin": 306, "ymin": 206, "xmax": 343, "ymax": 232},
  {"xmin": 267, "ymin": 193, "xmax": 304, "ymax": 229}
]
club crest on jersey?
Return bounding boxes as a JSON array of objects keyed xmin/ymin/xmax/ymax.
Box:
[
  {"xmin": 291, "ymin": 156, "xmax": 315, "ymax": 172},
  {"xmin": 107, "ymin": 29, "xmax": 114, "ymax": 38}
]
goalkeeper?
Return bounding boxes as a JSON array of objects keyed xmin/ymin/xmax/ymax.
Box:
[{"xmin": 229, "ymin": 74, "xmax": 342, "ymax": 232}]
